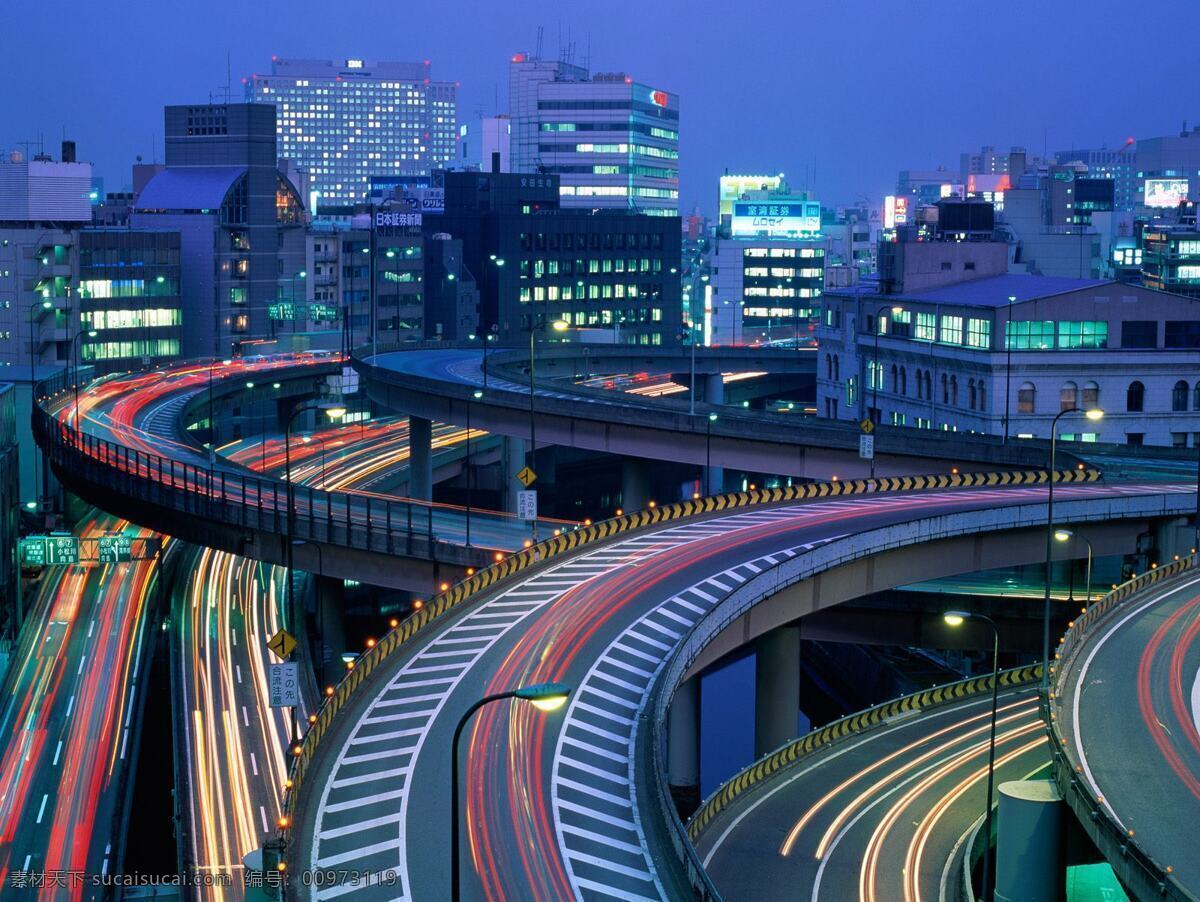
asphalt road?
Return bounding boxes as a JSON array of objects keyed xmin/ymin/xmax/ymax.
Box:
[
  {"xmin": 287, "ymin": 482, "xmax": 1173, "ymax": 902},
  {"xmin": 1058, "ymin": 571, "xmax": 1200, "ymax": 895},
  {"xmin": 693, "ymin": 687, "xmax": 1049, "ymax": 902}
]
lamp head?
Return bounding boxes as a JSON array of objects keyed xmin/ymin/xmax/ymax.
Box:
[
  {"xmin": 1084, "ymin": 408, "xmax": 1104, "ymax": 422},
  {"xmin": 943, "ymin": 611, "xmax": 968, "ymax": 627},
  {"xmin": 514, "ymin": 682, "xmax": 571, "ymax": 712},
  {"xmin": 708, "ymin": 412, "xmax": 718, "ymax": 422},
  {"xmin": 323, "ymin": 405, "xmax": 347, "ymax": 420},
  {"xmin": 472, "ymin": 390, "xmax": 483, "ymax": 400},
  {"xmin": 551, "ymin": 320, "xmax": 569, "ymax": 332},
  {"xmin": 1054, "ymin": 529, "xmax": 1073, "ymax": 543}
]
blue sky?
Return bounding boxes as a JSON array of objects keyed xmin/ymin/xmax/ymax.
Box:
[{"xmin": 2, "ymin": 0, "xmax": 1195, "ymax": 213}]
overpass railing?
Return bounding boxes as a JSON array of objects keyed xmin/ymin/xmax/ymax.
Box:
[
  {"xmin": 32, "ymin": 368, "xmax": 509, "ymax": 563},
  {"xmin": 685, "ymin": 664, "xmax": 1043, "ymax": 843},
  {"xmin": 276, "ymin": 464, "xmax": 1098, "ymax": 878},
  {"xmin": 1046, "ymin": 552, "xmax": 1200, "ymax": 902}
]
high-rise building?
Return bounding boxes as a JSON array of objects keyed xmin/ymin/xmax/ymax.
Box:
[
  {"xmin": 248, "ymin": 58, "xmax": 458, "ymax": 207},
  {"xmin": 1055, "ymin": 145, "xmax": 1138, "ymax": 211},
  {"xmin": 508, "ymin": 53, "xmax": 679, "ymax": 215},
  {"xmin": 457, "ymin": 115, "xmax": 511, "ymax": 173},
  {"xmin": 132, "ymin": 103, "xmax": 307, "ymax": 358}
]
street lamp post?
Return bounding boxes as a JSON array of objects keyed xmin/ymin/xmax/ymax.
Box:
[
  {"xmin": 28, "ymin": 299, "xmax": 53, "ymax": 500},
  {"xmin": 944, "ymin": 610, "xmax": 1000, "ymax": 902},
  {"xmin": 705, "ymin": 412, "xmax": 718, "ymax": 496},
  {"xmin": 1054, "ymin": 528, "xmax": 1094, "ymax": 604},
  {"xmin": 283, "ymin": 401, "xmax": 346, "ymax": 747},
  {"xmin": 71, "ymin": 328, "xmax": 98, "ymax": 431},
  {"xmin": 525, "ymin": 319, "xmax": 568, "ymax": 544},
  {"xmin": 869, "ymin": 304, "xmax": 903, "ymax": 478},
  {"xmin": 300, "ymin": 435, "xmax": 329, "ymax": 487},
  {"xmin": 1002, "ymin": 295, "xmax": 1015, "ymax": 444},
  {"xmin": 467, "ymin": 389, "xmax": 482, "ymax": 547},
  {"xmin": 450, "ymin": 682, "xmax": 570, "ymax": 902},
  {"xmin": 1041, "ymin": 407, "xmax": 1104, "ymax": 686}
]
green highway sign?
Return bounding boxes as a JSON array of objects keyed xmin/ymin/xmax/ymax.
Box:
[
  {"xmin": 45, "ymin": 536, "xmax": 80, "ymax": 565},
  {"xmin": 97, "ymin": 535, "xmax": 134, "ymax": 564},
  {"xmin": 19, "ymin": 537, "xmax": 46, "ymax": 567}
]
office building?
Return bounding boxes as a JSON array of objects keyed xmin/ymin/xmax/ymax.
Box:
[
  {"xmin": 248, "ymin": 58, "xmax": 458, "ymax": 207},
  {"xmin": 817, "ymin": 270, "xmax": 1200, "ymax": 447},
  {"xmin": 0, "ymin": 151, "xmax": 93, "ymax": 222},
  {"xmin": 1055, "ymin": 145, "xmax": 1138, "ymax": 211},
  {"xmin": 709, "ymin": 176, "xmax": 826, "ymax": 346},
  {"xmin": 458, "ymin": 115, "xmax": 511, "ymax": 173},
  {"xmin": 1142, "ymin": 226, "xmax": 1200, "ymax": 297},
  {"xmin": 508, "ymin": 53, "xmax": 679, "ymax": 215},
  {"xmin": 132, "ymin": 103, "xmax": 307, "ymax": 358},
  {"xmin": 425, "ymin": 171, "xmax": 681, "ymax": 344}
]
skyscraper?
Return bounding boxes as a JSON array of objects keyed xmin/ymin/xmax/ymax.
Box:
[
  {"xmin": 248, "ymin": 58, "xmax": 458, "ymax": 207},
  {"xmin": 508, "ymin": 53, "xmax": 679, "ymax": 216}
]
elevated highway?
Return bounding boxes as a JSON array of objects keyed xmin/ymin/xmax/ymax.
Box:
[
  {"xmin": 1049, "ymin": 555, "xmax": 1200, "ymax": 901},
  {"xmin": 281, "ymin": 473, "xmax": 1195, "ymax": 900}
]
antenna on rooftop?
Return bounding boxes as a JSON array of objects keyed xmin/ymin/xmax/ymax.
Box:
[{"xmin": 535, "ymin": 25, "xmax": 544, "ymax": 60}]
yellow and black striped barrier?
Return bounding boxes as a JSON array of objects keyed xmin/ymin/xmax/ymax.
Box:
[
  {"xmin": 687, "ymin": 663, "xmax": 1044, "ymax": 842},
  {"xmin": 280, "ymin": 466, "xmax": 1098, "ymax": 847}
]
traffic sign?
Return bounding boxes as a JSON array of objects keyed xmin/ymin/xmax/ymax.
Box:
[
  {"xmin": 859, "ymin": 418, "xmax": 875, "ymax": 435},
  {"xmin": 97, "ymin": 535, "xmax": 134, "ymax": 564},
  {"xmin": 19, "ymin": 538, "xmax": 46, "ymax": 567},
  {"xmin": 268, "ymin": 662, "xmax": 300, "ymax": 708},
  {"xmin": 516, "ymin": 466, "xmax": 537, "ymax": 488},
  {"xmin": 859, "ymin": 434, "xmax": 875, "ymax": 460},
  {"xmin": 45, "ymin": 536, "xmax": 80, "ymax": 565},
  {"xmin": 267, "ymin": 628, "xmax": 297, "ymax": 660},
  {"xmin": 517, "ymin": 490, "xmax": 538, "ymax": 521}
]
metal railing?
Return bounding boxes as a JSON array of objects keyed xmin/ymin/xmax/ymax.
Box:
[
  {"xmin": 1046, "ymin": 552, "xmax": 1200, "ymax": 902},
  {"xmin": 31, "ymin": 367, "xmax": 513, "ymax": 563}
]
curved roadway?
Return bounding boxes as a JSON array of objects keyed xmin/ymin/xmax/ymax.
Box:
[
  {"xmin": 1057, "ymin": 569, "xmax": 1200, "ymax": 895},
  {"xmin": 693, "ymin": 686, "xmax": 1048, "ymax": 902},
  {"xmin": 287, "ymin": 481, "xmax": 1186, "ymax": 901}
]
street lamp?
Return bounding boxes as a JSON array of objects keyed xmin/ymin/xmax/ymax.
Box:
[
  {"xmin": 28, "ymin": 299, "xmax": 53, "ymax": 499},
  {"xmin": 868, "ymin": 304, "xmax": 904, "ymax": 478},
  {"xmin": 1002, "ymin": 295, "xmax": 1016, "ymax": 444},
  {"xmin": 1054, "ymin": 528, "xmax": 1094, "ymax": 604},
  {"xmin": 1041, "ymin": 407, "xmax": 1104, "ymax": 686},
  {"xmin": 466, "ymin": 389, "xmax": 483, "ymax": 547},
  {"xmin": 207, "ymin": 358, "xmax": 233, "ymax": 456},
  {"xmin": 523, "ymin": 319, "xmax": 568, "ymax": 544},
  {"xmin": 283, "ymin": 401, "xmax": 346, "ymax": 746},
  {"xmin": 450, "ymin": 682, "xmax": 571, "ymax": 901},
  {"xmin": 71, "ymin": 328, "xmax": 98, "ymax": 430},
  {"xmin": 300, "ymin": 434, "xmax": 329, "ymax": 486},
  {"xmin": 705, "ymin": 412, "xmax": 718, "ymax": 496},
  {"xmin": 944, "ymin": 610, "xmax": 1000, "ymax": 902}
]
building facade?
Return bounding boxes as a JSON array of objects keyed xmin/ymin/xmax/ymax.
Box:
[
  {"xmin": 249, "ymin": 58, "xmax": 458, "ymax": 207},
  {"xmin": 508, "ymin": 54, "xmax": 679, "ymax": 215},
  {"xmin": 710, "ymin": 236, "xmax": 826, "ymax": 347},
  {"xmin": 817, "ymin": 272, "xmax": 1200, "ymax": 447},
  {"xmin": 1142, "ymin": 226, "xmax": 1200, "ymax": 298}
]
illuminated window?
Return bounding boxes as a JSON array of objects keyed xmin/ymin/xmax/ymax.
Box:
[
  {"xmin": 939, "ymin": 315, "xmax": 963, "ymax": 344},
  {"xmin": 915, "ymin": 312, "xmax": 936, "ymax": 341},
  {"xmin": 967, "ymin": 318, "xmax": 990, "ymax": 348}
]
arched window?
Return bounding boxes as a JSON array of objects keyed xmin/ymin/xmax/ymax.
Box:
[
  {"xmin": 1060, "ymin": 381, "xmax": 1078, "ymax": 412},
  {"xmin": 968, "ymin": 379, "xmax": 977, "ymax": 410},
  {"xmin": 833, "ymin": 354, "xmax": 840, "ymax": 382},
  {"xmin": 1193, "ymin": 381, "xmax": 1200, "ymax": 411},
  {"xmin": 914, "ymin": 368, "xmax": 923, "ymax": 399},
  {"xmin": 941, "ymin": 372, "xmax": 949, "ymax": 404},
  {"xmin": 979, "ymin": 383, "xmax": 987, "ymax": 412},
  {"xmin": 1127, "ymin": 380, "xmax": 1144, "ymax": 413},
  {"xmin": 924, "ymin": 370, "xmax": 933, "ymax": 400},
  {"xmin": 1172, "ymin": 380, "xmax": 1188, "ymax": 411},
  {"xmin": 900, "ymin": 366, "xmax": 908, "ymax": 396},
  {"xmin": 890, "ymin": 364, "xmax": 898, "ymax": 394},
  {"xmin": 1018, "ymin": 381, "xmax": 1036, "ymax": 414},
  {"xmin": 1083, "ymin": 381, "xmax": 1099, "ymax": 409},
  {"xmin": 950, "ymin": 375, "xmax": 958, "ymax": 406},
  {"xmin": 825, "ymin": 353, "xmax": 832, "ymax": 380}
]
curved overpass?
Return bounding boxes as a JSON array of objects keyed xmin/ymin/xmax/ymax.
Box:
[
  {"xmin": 1050, "ymin": 556, "xmax": 1200, "ymax": 900},
  {"xmin": 357, "ymin": 345, "xmax": 1065, "ymax": 480},
  {"xmin": 689, "ymin": 666, "xmax": 1047, "ymax": 902},
  {"xmin": 32, "ymin": 358, "xmax": 565, "ymax": 590},
  {"xmin": 281, "ymin": 474, "xmax": 1194, "ymax": 899}
]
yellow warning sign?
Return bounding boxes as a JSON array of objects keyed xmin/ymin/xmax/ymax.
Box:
[
  {"xmin": 516, "ymin": 466, "xmax": 538, "ymax": 488},
  {"xmin": 267, "ymin": 628, "xmax": 297, "ymax": 660},
  {"xmin": 859, "ymin": 418, "xmax": 875, "ymax": 435}
]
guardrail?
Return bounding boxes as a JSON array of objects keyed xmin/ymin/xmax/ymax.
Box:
[
  {"xmin": 32, "ymin": 367, "xmax": 531, "ymax": 566},
  {"xmin": 1046, "ymin": 552, "xmax": 1199, "ymax": 902},
  {"xmin": 277, "ymin": 465, "xmax": 1099, "ymax": 876},
  {"xmin": 686, "ymin": 664, "xmax": 1043, "ymax": 842}
]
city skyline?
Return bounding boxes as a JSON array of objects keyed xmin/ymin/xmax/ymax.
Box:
[{"xmin": 3, "ymin": 0, "xmax": 1197, "ymax": 213}]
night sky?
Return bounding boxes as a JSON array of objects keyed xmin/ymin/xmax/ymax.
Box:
[{"xmin": 3, "ymin": 0, "xmax": 1195, "ymax": 213}]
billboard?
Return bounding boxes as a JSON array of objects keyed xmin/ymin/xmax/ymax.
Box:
[
  {"xmin": 1144, "ymin": 178, "xmax": 1189, "ymax": 208},
  {"xmin": 719, "ymin": 175, "xmax": 783, "ymax": 219},
  {"xmin": 731, "ymin": 201, "xmax": 820, "ymax": 238},
  {"xmin": 883, "ymin": 195, "xmax": 909, "ymax": 229}
]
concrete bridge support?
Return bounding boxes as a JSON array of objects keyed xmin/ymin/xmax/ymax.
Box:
[
  {"xmin": 754, "ymin": 624, "xmax": 801, "ymax": 758},
  {"xmin": 313, "ymin": 574, "xmax": 346, "ymax": 690},
  {"xmin": 667, "ymin": 677, "xmax": 701, "ymax": 815},
  {"xmin": 409, "ymin": 416, "xmax": 432, "ymax": 501},
  {"xmin": 503, "ymin": 436, "xmax": 527, "ymax": 514},
  {"xmin": 704, "ymin": 373, "xmax": 725, "ymax": 406},
  {"xmin": 621, "ymin": 457, "xmax": 652, "ymax": 513},
  {"xmin": 995, "ymin": 780, "xmax": 1064, "ymax": 902}
]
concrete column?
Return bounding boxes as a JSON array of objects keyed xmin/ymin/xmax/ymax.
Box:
[
  {"xmin": 409, "ymin": 415, "xmax": 432, "ymax": 501},
  {"xmin": 1153, "ymin": 516, "xmax": 1192, "ymax": 563},
  {"xmin": 754, "ymin": 624, "xmax": 801, "ymax": 758},
  {"xmin": 621, "ymin": 457, "xmax": 652, "ymax": 512},
  {"xmin": 995, "ymin": 780, "xmax": 1063, "ymax": 902},
  {"xmin": 705, "ymin": 373, "xmax": 725, "ymax": 406},
  {"xmin": 503, "ymin": 435, "xmax": 527, "ymax": 514},
  {"xmin": 667, "ymin": 677, "xmax": 701, "ymax": 815},
  {"xmin": 313, "ymin": 575, "xmax": 345, "ymax": 690}
]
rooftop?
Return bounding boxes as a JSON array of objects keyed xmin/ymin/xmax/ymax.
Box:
[
  {"xmin": 134, "ymin": 166, "xmax": 246, "ymax": 212},
  {"xmin": 829, "ymin": 273, "xmax": 1112, "ymax": 308}
]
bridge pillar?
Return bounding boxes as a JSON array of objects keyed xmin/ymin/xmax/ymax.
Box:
[
  {"xmin": 1153, "ymin": 516, "xmax": 1193, "ymax": 563},
  {"xmin": 313, "ymin": 575, "xmax": 346, "ymax": 690},
  {"xmin": 995, "ymin": 780, "xmax": 1063, "ymax": 902},
  {"xmin": 503, "ymin": 436, "xmax": 527, "ymax": 514},
  {"xmin": 621, "ymin": 457, "xmax": 652, "ymax": 513},
  {"xmin": 408, "ymin": 416, "xmax": 432, "ymax": 501},
  {"xmin": 754, "ymin": 624, "xmax": 800, "ymax": 758},
  {"xmin": 667, "ymin": 677, "xmax": 701, "ymax": 815},
  {"xmin": 704, "ymin": 373, "xmax": 725, "ymax": 406}
]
